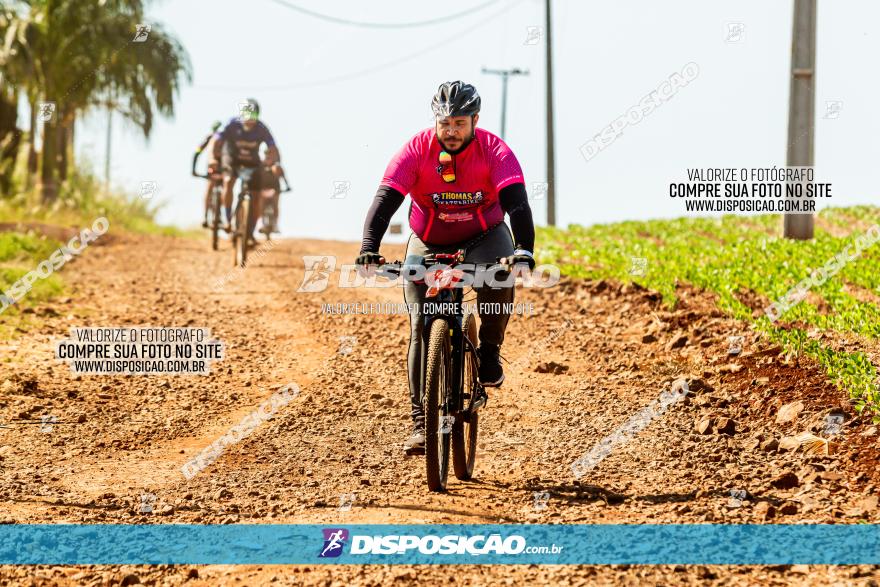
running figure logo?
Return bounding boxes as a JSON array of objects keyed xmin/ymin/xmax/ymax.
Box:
[
  {"xmin": 318, "ymin": 528, "xmax": 348, "ymax": 558},
  {"xmin": 298, "ymin": 256, "xmax": 336, "ymax": 293},
  {"xmin": 37, "ymin": 102, "xmax": 56, "ymax": 122},
  {"xmin": 133, "ymin": 24, "xmax": 151, "ymax": 42}
]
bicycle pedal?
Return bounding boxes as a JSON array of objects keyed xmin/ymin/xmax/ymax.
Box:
[{"xmin": 469, "ymin": 389, "xmax": 488, "ymax": 413}]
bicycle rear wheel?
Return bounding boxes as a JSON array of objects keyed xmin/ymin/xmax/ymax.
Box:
[
  {"xmin": 261, "ymin": 204, "xmax": 274, "ymax": 242},
  {"xmin": 453, "ymin": 313, "xmax": 479, "ymax": 480},
  {"xmin": 424, "ymin": 318, "xmax": 452, "ymax": 492}
]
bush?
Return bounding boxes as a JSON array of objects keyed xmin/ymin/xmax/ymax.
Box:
[{"xmin": 0, "ymin": 159, "xmax": 187, "ymax": 236}]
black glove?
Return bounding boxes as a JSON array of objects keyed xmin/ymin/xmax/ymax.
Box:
[
  {"xmin": 355, "ymin": 251, "xmax": 382, "ymax": 266},
  {"xmin": 502, "ymin": 249, "xmax": 536, "ymax": 270}
]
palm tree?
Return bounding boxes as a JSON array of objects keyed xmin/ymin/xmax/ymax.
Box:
[
  {"xmin": 0, "ymin": 2, "xmax": 32, "ymax": 193},
  {"xmin": 0, "ymin": 0, "xmax": 191, "ymax": 202},
  {"xmin": 0, "ymin": 85, "xmax": 22, "ymax": 195}
]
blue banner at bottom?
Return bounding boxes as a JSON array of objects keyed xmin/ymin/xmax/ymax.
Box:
[{"xmin": 1, "ymin": 524, "xmax": 878, "ymax": 565}]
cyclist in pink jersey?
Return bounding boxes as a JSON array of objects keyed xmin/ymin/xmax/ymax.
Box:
[{"xmin": 356, "ymin": 81, "xmax": 536, "ymax": 455}]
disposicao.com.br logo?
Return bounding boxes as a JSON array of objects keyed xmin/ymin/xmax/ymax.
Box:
[
  {"xmin": 318, "ymin": 528, "xmax": 348, "ymax": 558},
  {"xmin": 318, "ymin": 528, "xmax": 563, "ymax": 558}
]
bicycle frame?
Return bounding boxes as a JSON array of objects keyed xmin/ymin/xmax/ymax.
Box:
[
  {"xmin": 235, "ymin": 167, "xmax": 255, "ymax": 205},
  {"xmin": 234, "ymin": 167, "xmax": 257, "ymax": 232},
  {"xmin": 415, "ymin": 254, "xmax": 484, "ymax": 418},
  {"xmin": 381, "ymin": 250, "xmax": 500, "ymax": 417},
  {"xmin": 230, "ymin": 166, "xmax": 258, "ymax": 267}
]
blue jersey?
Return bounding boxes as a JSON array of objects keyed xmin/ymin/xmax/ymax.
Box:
[{"xmin": 215, "ymin": 118, "xmax": 276, "ymax": 166}]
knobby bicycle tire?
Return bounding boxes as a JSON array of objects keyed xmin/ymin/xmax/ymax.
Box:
[
  {"xmin": 424, "ymin": 318, "xmax": 452, "ymax": 492},
  {"xmin": 452, "ymin": 313, "xmax": 479, "ymax": 480}
]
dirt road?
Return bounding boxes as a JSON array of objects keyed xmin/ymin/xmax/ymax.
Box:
[{"xmin": 1, "ymin": 232, "xmax": 878, "ymax": 586}]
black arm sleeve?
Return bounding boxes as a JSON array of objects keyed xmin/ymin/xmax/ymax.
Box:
[
  {"xmin": 498, "ymin": 183, "xmax": 535, "ymax": 252},
  {"xmin": 196, "ymin": 133, "xmax": 212, "ymax": 152},
  {"xmin": 192, "ymin": 135, "xmax": 211, "ymax": 172},
  {"xmin": 361, "ymin": 185, "xmax": 406, "ymax": 253}
]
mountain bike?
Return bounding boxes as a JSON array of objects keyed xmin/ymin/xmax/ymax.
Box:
[
  {"xmin": 231, "ymin": 166, "xmax": 258, "ymax": 268},
  {"xmin": 192, "ymin": 169, "xmax": 224, "ymax": 251},
  {"xmin": 379, "ymin": 250, "xmax": 512, "ymax": 492}
]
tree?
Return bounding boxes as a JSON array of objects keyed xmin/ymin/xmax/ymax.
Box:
[
  {"xmin": 0, "ymin": 2, "xmax": 31, "ymax": 194},
  {"xmin": 0, "ymin": 0, "xmax": 191, "ymax": 202},
  {"xmin": 0, "ymin": 84, "xmax": 22, "ymax": 195}
]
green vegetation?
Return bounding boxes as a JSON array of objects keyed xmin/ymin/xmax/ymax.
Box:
[
  {"xmin": 0, "ymin": 159, "xmax": 191, "ymax": 236},
  {"xmin": 1, "ymin": 265, "xmax": 63, "ymax": 306},
  {"xmin": 0, "ymin": 231, "xmax": 59, "ymax": 263},
  {"xmin": 0, "ymin": 160, "xmax": 198, "ymax": 339},
  {"xmin": 0, "ymin": 230, "xmax": 64, "ymax": 339},
  {"xmin": 0, "ymin": 0, "xmax": 191, "ymax": 202},
  {"xmin": 537, "ymin": 206, "xmax": 880, "ymax": 422},
  {"xmin": 0, "ymin": 0, "xmax": 193, "ymax": 335}
]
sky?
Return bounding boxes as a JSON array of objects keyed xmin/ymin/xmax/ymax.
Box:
[{"xmin": 73, "ymin": 0, "xmax": 880, "ymax": 244}]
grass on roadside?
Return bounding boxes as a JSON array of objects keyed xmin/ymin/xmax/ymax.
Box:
[
  {"xmin": 0, "ymin": 162, "xmax": 197, "ymax": 338},
  {"xmin": 537, "ymin": 205, "xmax": 880, "ymax": 422},
  {"xmin": 0, "ymin": 164, "xmax": 192, "ymax": 237},
  {"xmin": 0, "ymin": 231, "xmax": 66, "ymax": 338}
]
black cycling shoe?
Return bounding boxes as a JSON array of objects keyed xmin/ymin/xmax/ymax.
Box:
[
  {"xmin": 477, "ymin": 344, "xmax": 504, "ymax": 387},
  {"xmin": 403, "ymin": 420, "xmax": 426, "ymax": 456},
  {"xmin": 201, "ymin": 220, "xmax": 209, "ymax": 229}
]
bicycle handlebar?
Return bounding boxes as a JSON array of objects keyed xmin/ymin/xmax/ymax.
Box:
[
  {"xmin": 374, "ymin": 255, "xmax": 515, "ymax": 278},
  {"xmin": 193, "ymin": 162, "xmax": 289, "ymax": 192},
  {"xmin": 193, "ymin": 171, "xmax": 223, "ymax": 180}
]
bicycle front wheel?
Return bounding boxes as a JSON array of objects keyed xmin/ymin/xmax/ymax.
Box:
[
  {"xmin": 424, "ymin": 318, "xmax": 452, "ymax": 492},
  {"xmin": 234, "ymin": 197, "xmax": 249, "ymax": 268}
]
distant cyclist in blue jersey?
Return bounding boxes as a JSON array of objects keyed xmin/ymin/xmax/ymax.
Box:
[{"xmin": 212, "ymin": 98, "xmax": 283, "ymax": 240}]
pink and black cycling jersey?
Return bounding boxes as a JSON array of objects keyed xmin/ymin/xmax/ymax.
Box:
[{"xmin": 381, "ymin": 127, "xmax": 525, "ymax": 245}]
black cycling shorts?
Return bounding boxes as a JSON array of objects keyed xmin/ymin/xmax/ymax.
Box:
[{"xmin": 223, "ymin": 161, "xmax": 265, "ymax": 192}]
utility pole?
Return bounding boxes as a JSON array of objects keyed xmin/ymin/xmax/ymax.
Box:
[
  {"xmin": 545, "ymin": 0, "xmax": 556, "ymax": 226},
  {"xmin": 784, "ymin": 0, "xmax": 817, "ymax": 240},
  {"xmin": 481, "ymin": 67, "xmax": 529, "ymax": 140}
]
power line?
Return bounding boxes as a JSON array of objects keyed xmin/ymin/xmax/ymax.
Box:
[
  {"xmin": 193, "ymin": 0, "xmax": 526, "ymax": 92},
  {"xmin": 264, "ymin": 0, "xmax": 504, "ymax": 29}
]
